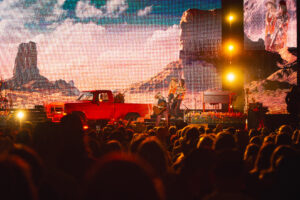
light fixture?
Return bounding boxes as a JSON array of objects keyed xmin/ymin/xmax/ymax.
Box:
[
  {"xmin": 17, "ymin": 111, "xmax": 25, "ymax": 120},
  {"xmin": 227, "ymin": 14, "xmax": 235, "ymax": 23},
  {"xmin": 226, "ymin": 73, "xmax": 235, "ymax": 82}
]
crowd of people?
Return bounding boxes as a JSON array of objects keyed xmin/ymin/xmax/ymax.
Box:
[{"xmin": 0, "ymin": 113, "xmax": 300, "ymax": 200}]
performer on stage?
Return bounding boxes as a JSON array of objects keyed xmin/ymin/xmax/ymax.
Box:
[
  {"xmin": 168, "ymin": 78, "xmax": 178, "ymax": 116},
  {"xmin": 173, "ymin": 79, "xmax": 186, "ymax": 119},
  {"xmin": 154, "ymin": 92, "xmax": 168, "ymax": 127},
  {"xmin": 272, "ymin": 0, "xmax": 289, "ymax": 51},
  {"xmin": 265, "ymin": 0, "xmax": 277, "ymax": 51}
]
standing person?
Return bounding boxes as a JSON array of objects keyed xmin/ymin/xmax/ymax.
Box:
[
  {"xmin": 168, "ymin": 78, "xmax": 178, "ymax": 116},
  {"xmin": 154, "ymin": 92, "xmax": 168, "ymax": 127},
  {"xmin": 174, "ymin": 79, "xmax": 186, "ymax": 119},
  {"xmin": 285, "ymin": 86, "xmax": 300, "ymax": 128},
  {"xmin": 271, "ymin": 0, "xmax": 289, "ymax": 51},
  {"xmin": 265, "ymin": 0, "xmax": 277, "ymax": 51}
]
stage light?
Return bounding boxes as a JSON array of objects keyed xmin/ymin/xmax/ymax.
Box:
[
  {"xmin": 227, "ymin": 15, "xmax": 234, "ymax": 23},
  {"xmin": 17, "ymin": 111, "xmax": 25, "ymax": 119},
  {"xmin": 226, "ymin": 73, "xmax": 235, "ymax": 82},
  {"xmin": 83, "ymin": 125, "xmax": 89, "ymax": 130},
  {"xmin": 224, "ymin": 41, "xmax": 238, "ymax": 55},
  {"xmin": 228, "ymin": 44, "xmax": 234, "ymax": 52}
]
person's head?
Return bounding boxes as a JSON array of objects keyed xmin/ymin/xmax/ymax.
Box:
[
  {"xmin": 198, "ymin": 126, "xmax": 205, "ymax": 135},
  {"xmin": 180, "ymin": 148, "xmax": 216, "ymax": 175},
  {"xmin": 22, "ymin": 121, "xmax": 34, "ymax": 133},
  {"xmin": 155, "ymin": 92, "xmax": 163, "ymax": 99},
  {"xmin": 32, "ymin": 122, "xmax": 61, "ymax": 164},
  {"xmin": 278, "ymin": 0, "xmax": 287, "ymax": 15},
  {"xmin": 253, "ymin": 142, "xmax": 276, "ymax": 172},
  {"xmin": 15, "ymin": 129, "xmax": 32, "ymax": 147},
  {"xmin": 263, "ymin": 135, "xmax": 275, "ymax": 144},
  {"xmin": 225, "ymin": 127, "xmax": 236, "ymax": 135},
  {"xmin": 168, "ymin": 126, "xmax": 177, "ymax": 136},
  {"xmin": 214, "ymin": 124, "xmax": 223, "ymax": 134},
  {"xmin": 244, "ymin": 143, "xmax": 259, "ymax": 160},
  {"xmin": 214, "ymin": 132, "xmax": 236, "ymax": 151},
  {"xmin": 0, "ymin": 136, "xmax": 14, "ymax": 154},
  {"xmin": 130, "ymin": 133, "xmax": 148, "ymax": 153},
  {"xmin": 137, "ymin": 137, "xmax": 168, "ymax": 177},
  {"xmin": 260, "ymin": 127, "xmax": 270, "ymax": 137},
  {"xmin": 270, "ymin": 145, "xmax": 296, "ymax": 170},
  {"xmin": 84, "ymin": 153, "xmax": 164, "ymax": 200},
  {"xmin": 100, "ymin": 140, "xmax": 122, "ymax": 156},
  {"xmin": 274, "ymin": 151, "xmax": 300, "ymax": 198},
  {"xmin": 181, "ymin": 127, "xmax": 199, "ymax": 155},
  {"xmin": 214, "ymin": 149, "xmax": 245, "ymax": 190},
  {"xmin": 292, "ymin": 130, "xmax": 300, "ymax": 144},
  {"xmin": 197, "ymin": 135, "xmax": 214, "ymax": 149},
  {"xmin": 156, "ymin": 127, "xmax": 169, "ymax": 143},
  {"xmin": 85, "ymin": 136, "xmax": 102, "ymax": 158},
  {"xmin": 125, "ymin": 129, "xmax": 134, "ymax": 142},
  {"xmin": 185, "ymin": 127, "xmax": 199, "ymax": 142},
  {"xmin": 60, "ymin": 114, "xmax": 85, "ymax": 150},
  {"xmin": 170, "ymin": 134, "xmax": 178, "ymax": 145},
  {"xmin": 265, "ymin": 0, "xmax": 276, "ymax": 11},
  {"xmin": 181, "ymin": 126, "xmax": 191, "ymax": 138},
  {"xmin": 10, "ymin": 144, "xmax": 43, "ymax": 187},
  {"xmin": 148, "ymin": 129, "xmax": 156, "ymax": 136},
  {"xmin": 109, "ymin": 128, "xmax": 126, "ymax": 144},
  {"xmin": 250, "ymin": 136, "xmax": 262, "ymax": 146},
  {"xmin": 244, "ymin": 144, "xmax": 259, "ymax": 170},
  {"xmin": 170, "ymin": 78, "xmax": 178, "ymax": 87},
  {"xmin": 235, "ymin": 130, "xmax": 249, "ymax": 153},
  {"xmin": 275, "ymin": 133, "xmax": 291, "ymax": 146},
  {"xmin": 278, "ymin": 125, "xmax": 293, "ymax": 137},
  {"xmin": 0, "ymin": 156, "xmax": 37, "ymax": 200},
  {"xmin": 179, "ymin": 148, "xmax": 216, "ymax": 199},
  {"xmin": 205, "ymin": 128, "xmax": 213, "ymax": 134},
  {"xmin": 290, "ymin": 85, "xmax": 298, "ymax": 93},
  {"xmin": 249, "ymin": 129, "xmax": 260, "ymax": 139}
]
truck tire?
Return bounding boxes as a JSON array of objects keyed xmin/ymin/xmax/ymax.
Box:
[{"xmin": 124, "ymin": 113, "xmax": 140, "ymax": 121}]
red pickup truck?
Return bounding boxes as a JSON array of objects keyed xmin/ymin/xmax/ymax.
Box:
[{"xmin": 45, "ymin": 90, "xmax": 152, "ymax": 123}]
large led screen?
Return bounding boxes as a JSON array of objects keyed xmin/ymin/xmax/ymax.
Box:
[
  {"xmin": 244, "ymin": 0, "xmax": 297, "ymax": 114},
  {"xmin": 0, "ymin": 0, "xmax": 222, "ymax": 110}
]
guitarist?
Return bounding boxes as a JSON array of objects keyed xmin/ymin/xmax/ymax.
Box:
[
  {"xmin": 173, "ymin": 79, "xmax": 186, "ymax": 119},
  {"xmin": 168, "ymin": 77, "xmax": 178, "ymax": 117},
  {"xmin": 154, "ymin": 92, "xmax": 168, "ymax": 127}
]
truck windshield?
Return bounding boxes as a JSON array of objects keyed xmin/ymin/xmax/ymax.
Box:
[{"xmin": 77, "ymin": 92, "xmax": 93, "ymax": 101}]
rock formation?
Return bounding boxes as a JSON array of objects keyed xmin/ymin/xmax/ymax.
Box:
[
  {"xmin": 127, "ymin": 61, "xmax": 183, "ymax": 93},
  {"xmin": 4, "ymin": 42, "xmax": 79, "ymax": 96},
  {"xmin": 13, "ymin": 42, "xmax": 40, "ymax": 83},
  {"xmin": 180, "ymin": 9, "xmax": 222, "ymax": 63},
  {"xmin": 180, "ymin": 9, "xmax": 222, "ymax": 92},
  {"xmin": 126, "ymin": 8, "xmax": 223, "ymax": 94}
]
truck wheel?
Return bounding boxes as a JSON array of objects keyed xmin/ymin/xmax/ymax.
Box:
[{"xmin": 124, "ymin": 113, "xmax": 140, "ymax": 121}]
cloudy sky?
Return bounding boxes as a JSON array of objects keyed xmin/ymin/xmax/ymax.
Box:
[{"xmin": 0, "ymin": 0, "xmax": 221, "ymax": 90}]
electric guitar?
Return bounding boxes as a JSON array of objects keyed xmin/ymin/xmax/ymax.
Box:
[{"xmin": 153, "ymin": 99, "xmax": 167, "ymax": 115}]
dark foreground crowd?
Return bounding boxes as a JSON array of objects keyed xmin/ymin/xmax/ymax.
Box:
[{"xmin": 0, "ymin": 114, "xmax": 300, "ymax": 200}]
